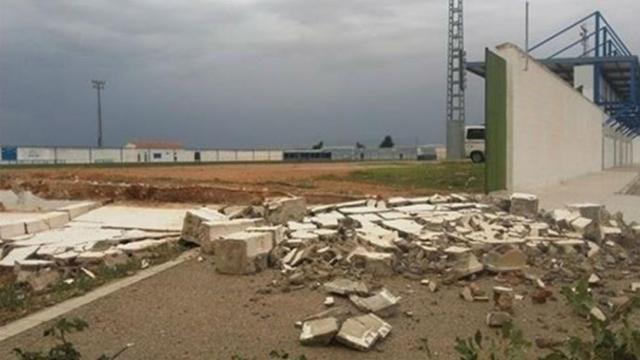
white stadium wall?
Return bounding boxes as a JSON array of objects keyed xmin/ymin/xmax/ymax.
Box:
[
  {"xmin": 17, "ymin": 147, "xmax": 56, "ymax": 163},
  {"xmin": 496, "ymin": 44, "xmax": 623, "ymax": 191},
  {"xmin": 91, "ymin": 149, "xmax": 121, "ymax": 163},
  {"xmin": 1, "ymin": 146, "xmax": 422, "ymax": 165},
  {"xmin": 55, "ymin": 148, "xmax": 91, "ymax": 164}
]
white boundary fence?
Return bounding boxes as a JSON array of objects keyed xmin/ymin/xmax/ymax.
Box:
[{"xmin": 0, "ymin": 145, "xmax": 442, "ymax": 165}]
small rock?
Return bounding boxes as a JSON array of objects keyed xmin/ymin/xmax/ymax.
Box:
[
  {"xmin": 460, "ymin": 287, "xmax": 474, "ymax": 302},
  {"xmin": 486, "ymin": 311, "xmax": 512, "ymax": 327},
  {"xmin": 589, "ymin": 307, "xmax": 607, "ymax": 322},
  {"xmin": 324, "ymin": 296, "xmax": 335, "ymax": 307}
]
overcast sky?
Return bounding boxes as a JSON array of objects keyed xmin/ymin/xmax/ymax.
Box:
[{"xmin": 1, "ymin": 0, "xmax": 638, "ymax": 149}]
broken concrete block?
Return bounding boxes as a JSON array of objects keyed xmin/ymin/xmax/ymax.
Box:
[
  {"xmin": 336, "ymin": 314, "xmax": 391, "ymax": 351},
  {"xmin": 25, "ymin": 218, "xmax": 49, "ymax": 234},
  {"xmin": 349, "ymin": 288, "xmax": 400, "ymax": 317},
  {"xmin": 214, "ymin": 231, "xmax": 273, "ymax": 275},
  {"xmin": 0, "ymin": 246, "xmax": 40, "ymax": 267},
  {"xmin": 550, "ymin": 209, "xmax": 577, "ymax": 230},
  {"xmin": 631, "ymin": 283, "xmax": 640, "ymax": 293},
  {"xmin": 200, "ymin": 219, "xmax": 264, "ymax": 254},
  {"xmin": 58, "ymin": 202, "xmax": 100, "ymax": 219},
  {"xmin": 356, "ymin": 232, "xmax": 398, "ymax": 252},
  {"xmin": 310, "ymin": 212, "xmax": 344, "ymax": 229},
  {"xmin": 571, "ymin": 217, "xmax": 601, "ymax": 241},
  {"xmin": 510, "ymin": 193, "xmax": 539, "ymax": 218},
  {"xmin": 181, "ymin": 208, "xmax": 228, "ymax": 245},
  {"xmin": 568, "ymin": 203, "xmax": 604, "ymax": 224},
  {"xmin": 300, "ymin": 317, "xmax": 340, "ymax": 346},
  {"xmin": 348, "ymin": 247, "xmax": 395, "ymax": 276},
  {"xmin": 324, "ymin": 296, "xmax": 335, "ymax": 307},
  {"xmin": 460, "ymin": 287, "xmax": 474, "ymax": 302},
  {"xmin": 484, "ymin": 246, "xmax": 527, "ymax": 272},
  {"xmin": 247, "ymin": 225, "xmax": 286, "ymax": 247},
  {"xmin": 601, "ymin": 226, "xmax": 622, "ymax": 242},
  {"xmin": 0, "ymin": 222, "xmax": 27, "ymax": 239},
  {"xmin": 451, "ymin": 253, "xmax": 484, "ymax": 279},
  {"xmin": 264, "ymin": 197, "xmax": 307, "ymax": 224},
  {"xmin": 117, "ymin": 239, "xmax": 165, "ymax": 258},
  {"xmin": 324, "ymin": 278, "xmax": 369, "ymax": 296},
  {"xmin": 42, "ymin": 212, "xmax": 70, "ymax": 229},
  {"xmin": 486, "ymin": 311, "xmax": 512, "ymax": 327}
]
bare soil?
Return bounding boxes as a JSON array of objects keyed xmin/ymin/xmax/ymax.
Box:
[
  {"xmin": 0, "ymin": 162, "xmax": 422, "ymax": 205},
  {"xmin": 1, "ymin": 259, "xmax": 637, "ymax": 360}
]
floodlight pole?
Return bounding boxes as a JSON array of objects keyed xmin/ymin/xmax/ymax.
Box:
[{"xmin": 91, "ymin": 80, "xmax": 106, "ymax": 148}]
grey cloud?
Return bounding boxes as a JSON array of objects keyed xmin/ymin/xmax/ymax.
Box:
[{"xmin": 0, "ymin": 0, "xmax": 638, "ymax": 148}]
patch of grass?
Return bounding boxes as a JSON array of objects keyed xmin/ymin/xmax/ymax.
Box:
[{"xmin": 327, "ymin": 161, "xmax": 484, "ymax": 193}]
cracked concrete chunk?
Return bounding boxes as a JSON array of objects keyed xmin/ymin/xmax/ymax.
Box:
[
  {"xmin": 452, "ymin": 253, "xmax": 484, "ymax": 279},
  {"xmin": 181, "ymin": 208, "xmax": 227, "ymax": 244},
  {"xmin": 484, "ymin": 245, "xmax": 527, "ymax": 272},
  {"xmin": 336, "ymin": 313, "xmax": 391, "ymax": 351},
  {"xmin": 215, "ymin": 231, "xmax": 273, "ymax": 275},
  {"xmin": 568, "ymin": 203, "xmax": 604, "ymax": 224},
  {"xmin": 348, "ymin": 247, "xmax": 395, "ymax": 276},
  {"xmin": 300, "ymin": 317, "xmax": 340, "ymax": 346},
  {"xmin": 200, "ymin": 219, "xmax": 264, "ymax": 254},
  {"xmin": 510, "ymin": 193, "xmax": 538, "ymax": 217},
  {"xmin": 571, "ymin": 217, "xmax": 601, "ymax": 241},
  {"xmin": 264, "ymin": 197, "xmax": 306, "ymax": 224},
  {"xmin": 349, "ymin": 288, "xmax": 400, "ymax": 317},
  {"xmin": 324, "ymin": 278, "xmax": 369, "ymax": 296}
]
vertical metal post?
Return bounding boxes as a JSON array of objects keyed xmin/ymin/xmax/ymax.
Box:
[
  {"xmin": 602, "ymin": 27, "xmax": 608, "ymax": 57},
  {"xmin": 91, "ymin": 80, "xmax": 106, "ymax": 148},
  {"xmin": 594, "ymin": 13, "xmax": 601, "ymax": 104},
  {"xmin": 446, "ymin": 0, "xmax": 466, "ymax": 160}
]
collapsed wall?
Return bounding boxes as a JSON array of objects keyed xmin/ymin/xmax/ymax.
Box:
[{"xmin": 485, "ymin": 44, "xmax": 637, "ymax": 192}]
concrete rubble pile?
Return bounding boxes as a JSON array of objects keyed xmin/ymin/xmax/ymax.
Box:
[
  {"xmin": 197, "ymin": 193, "xmax": 640, "ymax": 351},
  {"xmin": 0, "ymin": 190, "xmax": 198, "ymax": 293}
]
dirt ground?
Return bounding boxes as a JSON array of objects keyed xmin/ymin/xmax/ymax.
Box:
[
  {"xmin": 0, "ymin": 162, "xmax": 421, "ymax": 205},
  {"xmin": 3, "ymin": 259, "xmax": 629, "ymax": 360}
]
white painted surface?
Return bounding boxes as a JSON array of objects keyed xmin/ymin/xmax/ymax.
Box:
[
  {"xmin": 74, "ymin": 206, "xmax": 189, "ymax": 231},
  {"xmin": 55, "ymin": 148, "xmax": 91, "ymax": 164},
  {"xmin": 17, "ymin": 147, "xmax": 55, "ymax": 163},
  {"xmin": 498, "ymin": 45, "xmax": 606, "ymax": 191},
  {"xmin": 633, "ymin": 139, "xmax": 640, "ymax": 164}
]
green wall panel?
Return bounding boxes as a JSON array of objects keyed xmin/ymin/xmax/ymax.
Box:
[{"xmin": 485, "ymin": 49, "xmax": 508, "ymax": 193}]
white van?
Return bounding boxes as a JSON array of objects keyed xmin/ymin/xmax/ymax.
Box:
[{"xmin": 465, "ymin": 125, "xmax": 485, "ymax": 163}]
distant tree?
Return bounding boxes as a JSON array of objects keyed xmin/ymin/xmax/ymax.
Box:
[
  {"xmin": 312, "ymin": 141, "xmax": 324, "ymax": 150},
  {"xmin": 379, "ymin": 135, "xmax": 394, "ymax": 148},
  {"xmin": 356, "ymin": 142, "xmax": 366, "ymax": 149}
]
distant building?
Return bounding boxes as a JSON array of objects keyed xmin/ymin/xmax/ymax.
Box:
[{"xmin": 124, "ymin": 140, "xmax": 182, "ymax": 149}]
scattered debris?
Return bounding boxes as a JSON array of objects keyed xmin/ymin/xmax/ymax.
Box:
[
  {"xmin": 336, "ymin": 313, "xmax": 392, "ymax": 351},
  {"xmin": 300, "ymin": 317, "xmax": 340, "ymax": 346}
]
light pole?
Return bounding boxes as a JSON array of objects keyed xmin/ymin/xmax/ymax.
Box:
[{"xmin": 91, "ymin": 80, "xmax": 106, "ymax": 148}]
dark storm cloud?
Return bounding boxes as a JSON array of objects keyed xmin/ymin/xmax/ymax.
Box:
[{"xmin": 0, "ymin": 0, "xmax": 638, "ymax": 148}]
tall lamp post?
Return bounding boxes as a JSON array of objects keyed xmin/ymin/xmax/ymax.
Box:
[{"xmin": 91, "ymin": 80, "xmax": 106, "ymax": 148}]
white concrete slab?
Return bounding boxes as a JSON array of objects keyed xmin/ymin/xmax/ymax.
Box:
[
  {"xmin": 74, "ymin": 206, "xmax": 189, "ymax": 232},
  {"xmin": 338, "ymin": 206, "xmax": 390, "ymax": 215},
  {"xmin": 0, "ymin": 246, "xmax": 39, "ymax": 267}
]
